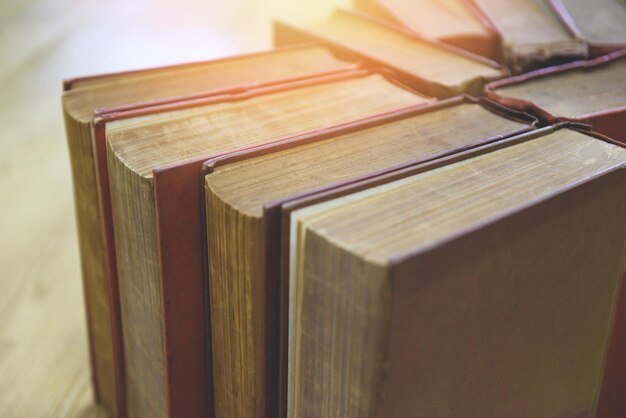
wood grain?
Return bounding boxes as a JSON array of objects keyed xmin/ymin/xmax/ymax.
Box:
[{"xmin": 0, "ymin": 0, "xmax": 352, "ymax": 415}]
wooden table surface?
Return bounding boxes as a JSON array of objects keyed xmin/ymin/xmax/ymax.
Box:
[{"xmin": 0, "ymin": 0, "xmax": 346, "ymax": 416}]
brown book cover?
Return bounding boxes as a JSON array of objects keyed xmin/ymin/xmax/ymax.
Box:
[
  {"xmin": 273, "ymin": 9, "xmax": 508, "ymax": 98},
  {"xmin": 549, "ymin": 0, "xmax": 626, "ymax": 57},
  {"xmin": 202, "ymin": 96, "xmax": 537, "ymax": 418},
  {"xmin": 279, "ymin": 124, "xmax": 626, "ymax": 417},
  {"xmin": 485, "ymin": 49, "xmax": 626, "ymax": 144},
  {"xmin": 468, "ymin": 0, "xmax": 588, "ymax": 73},
  {"xmin": 94, "ymin": 70, "xmax": 430, "ymax": 418},
  {"xmin": 354, "ymin": 0, "xmax": 500, "ymax": 59},
  {"xmin": 61, "ymin": 44, "xmax": 358, "ymax": 418}
]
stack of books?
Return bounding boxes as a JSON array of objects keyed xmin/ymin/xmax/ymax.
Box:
[{"xmin": 62, "ymin": 1, "xmax": 626, "ymax": 417}]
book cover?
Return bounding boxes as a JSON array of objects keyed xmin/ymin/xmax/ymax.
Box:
[{"xmin": 485, "ymin": 49, "xmax": 626, "ymax": 144}]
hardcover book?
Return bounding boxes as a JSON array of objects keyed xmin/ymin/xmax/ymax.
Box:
[
  {"xmin": 485, "ymin": 49, "xmax": 626, "ymax": 144},
  {"xmin": 273, "ymin": 9, "xmax": 507, "ymax": 97},
  {"xmin": 469, "ymin": 0, "xmax": 587, "ymax": 73},
  {"xmin": 61, "ymin": 44, "xmax": 356, "ymax": 418},
  {"xmin": 549, "ymin": 0, "xmax": 626, "ymax": 57},
  {"xmin": 203, "ymin": 96, "xmax": 537, "ymax": 418},
  {"xmin": 285, "ymin": 125, "xmax": 626, "ymax": 418},
  {"xmin": 354, "ymin": 0, "xmax": 499, "ymax": 59}
]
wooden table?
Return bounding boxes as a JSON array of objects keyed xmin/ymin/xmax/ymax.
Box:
[{"xmin": 0, "ymin": 0, "xmax": 346, "ymax": 415}]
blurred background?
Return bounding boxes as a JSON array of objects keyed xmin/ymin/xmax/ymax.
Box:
[{"xmin": 0, "ymin": 0, "xmax": 346, "ymax": 416}]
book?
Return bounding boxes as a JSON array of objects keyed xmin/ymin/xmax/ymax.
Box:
[
  {"xmin": 203, "ymin": 96, "xmax": 537, "ymax": 418},
  {"xmin": 62, "ymin": 4, "xmax": 626, "ymax": 417},
  {"xmin": 485, "ymin": 49, "xmax": 626, "ymax": 144},
  {"xmin": 103, "ymin": 71, "xmax": 428, "ymax": 418},
  {"xmin": 285, "ymin": 125, "xmax": 626, "ymax": 417},
  {"xmin": 61, "ymin": 44, "xmax": 356, "ymax": 418},
  {"xmin": 549, "ymin": 0, "xmax": 626, "ymax": 57},
  {"xmin": 273, "ymin": 9, "xmax": 507, "ymax": 98},
  {"xmin": 469, "ymin": 0, "xmax": 587, "ymax": 73},
  {"xmin": 355, "ymin": 0, "xmax": 499, "ymax": 59}
]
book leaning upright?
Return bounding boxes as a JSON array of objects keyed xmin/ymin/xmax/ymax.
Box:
[
  {"xmin": 204, "ymin": 96, "xmax": 537, "ymax": 418},
  {"xmin": 286, "ymin": 125, "xmax": 626, "ymax": 417}
]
